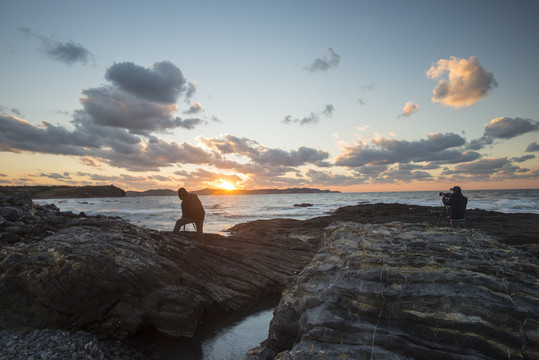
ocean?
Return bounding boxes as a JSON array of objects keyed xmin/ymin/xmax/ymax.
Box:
[
  {"xmin": 34, "ymin": 188, "xmax": 539, "ymax": 359},
  {"xmin": 37, "ymin": 189, "xmax": 539, "ymax": 236}
]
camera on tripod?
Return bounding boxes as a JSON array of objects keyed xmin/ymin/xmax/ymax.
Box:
[{"xmin": 439, "ymin": 192, "xmax": 452, "ymax": 197}]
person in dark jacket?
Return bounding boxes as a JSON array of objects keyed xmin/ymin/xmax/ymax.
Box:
[
  {"xmin": 173, "ymin": 187, "xmax": 205, "ymax": 240},
  {"xmin": 442, "ymin": 185, "xmax": 468, "ymax": 229}
]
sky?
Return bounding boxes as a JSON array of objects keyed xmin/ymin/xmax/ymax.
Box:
[{"xmin": 1, "ymin": 0, "xmax": 539, "ymax": 192}]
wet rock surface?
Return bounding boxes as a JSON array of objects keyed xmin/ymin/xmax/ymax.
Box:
[{"xmin": 248, "ymin": 222, "xmax": 538, "ymax": 359}]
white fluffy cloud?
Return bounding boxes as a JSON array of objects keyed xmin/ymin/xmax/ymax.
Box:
[
  {"xmin": 400, "ymin": 101, "xmax": 419, "ymax": 117},
  {"xmin": 427, "ymin": 56, "xmax": 498, "ymax": 108}
]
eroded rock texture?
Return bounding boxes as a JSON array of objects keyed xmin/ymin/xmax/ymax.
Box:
[
  {"xmin": 250, "ymin": 222, "xmax": 538, "ymax": 360},
  {"xmin": 0, "ymin": 193, "xmax": 317, "ymax": 339}
]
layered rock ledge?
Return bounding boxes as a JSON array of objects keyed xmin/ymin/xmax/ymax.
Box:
[
  {"xmin": 0, "ymin": 192, "xmax": 317, "ymax": 339},
  {"xmin": 248, "ymin": 222, "xmax": 538, "ymax": 359}
]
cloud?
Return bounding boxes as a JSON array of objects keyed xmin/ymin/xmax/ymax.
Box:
[
  {"xmin": 20, "ymin": 27, "xmax": 93, "ymax": 65},
  {"xmin": 376, "ymin": 164, "xmax": 434, "ymax": 183},
  {"xmin": 200, "ymin": 134, "xmax": 330, "ymax": 168},
  {"xmin": 0, "ymin": 115, "xmax": 101, "ymax": 155},
  {"xmin": 283, "ymin": 113, "xmax": 319, "ymax": 126},
  {"xmin": 335, "ymin": 132, "xmax": 478, "ymax": 168},
  {"xmin": 305, "ymin": 48, "xmax": 340, "ymax": 72},
  {"xmin": 467, "ymin": 117, "xmax": 539, "ymax": 150},
  {"xmin": 442, "ymin": 157, "xmax": 528, "ymax": 180},
  {"xmin": 426, "ymin": 56, "xmax": 498, "ymax": 108},
  {"xmin": 484, "ymin": 117, "xmax": 539, "ymax": 138},
  {"xmin": 79, "ymin": 61, "xmax": 203, "ymax": 134},
  {"xmin": 322, "ymin": 104, "xmax": 334, "ymax": 116},
  {"xmin": 1, "ymin": 112, "xmax": 331, "ymax": 176},
  {"xmin": 175, "ymin": 118, "xmax": 205, "ymax": 130},
  {"xmin": 105, "ymin": 61, "xmax": 188, "ymax": 104},
  {"xmin": 184, "ymin": 102, "xmax": 203, "ymax": 114},
  {"xmin": 0, "ymin": 105, "xmax": 23, "ymax": 117},
  {"xmin": 185, "ymin": 82, "xmax": 197, "ymax": 101},
  {"xmin": 512, "ymin": 154, "xmax": 535, "ymax": 163},
  {"xmin": 0, "ymin": 114, "xmax": 214, "ymax": 172},
  {"xmin": 330, "ymin": 131, "xmax": 507, "ymax": 185},
  {"xmin": 283, "ymin": 104, "xmax": 334, "ymax": 126},
  {"xmin": 308, "ymin": 162, "xmax": 435, "ymax": 186},
  {"xmin": 526, "ymin": 142, "xmax": 539, "ymax": 152},
  {"xmin": 305, "ymin": 169, "xmax": 360, "ymax": 186},
  {"xmin": 362, "ymin": 83, "xmax": 377, "ymax": 91},
  {"xmin": 194, "ymin": 134, "xmax": 335, "ymax": 188},
  {"xmin": 447, "ymin": 157, "xmax": 511, "ymax": 175},
  {"xmin": 43, "ymin": 41, "xmax": 93, "ymax": 65},
  {"xmin": 400, "ymin": 101, "xmax": 419, "ymax": 117},
  {"xmin": 174, "ymin": 168, "xmax": 244, "ymax": 188},
  {"xmin": 439, "ymin": 156, "xmax": 538, "ymax": 182},
  {"xmin": 80, "ymin": 87, "xmax": 183, "ymax": 133},
  {"xmin": 39, "ymin": 172, "xmax": 72, "ymax": 180}
]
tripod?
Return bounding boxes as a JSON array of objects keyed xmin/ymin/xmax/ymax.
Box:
[{"xmin": 435, "ymin": 206, "xmax": 447, "ymax": 227}]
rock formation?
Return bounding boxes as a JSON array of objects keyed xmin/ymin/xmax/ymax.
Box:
[
  {"xmin": 1, "ymin": 192, "xmax": 538, "ymax": 359},
  {"xmin": 0, "ymin": 192, "xmax": 317, "ymax": 339},
  {"xmin": 248, "ymin": 222, "xmax": 538, "ymax": 359}
]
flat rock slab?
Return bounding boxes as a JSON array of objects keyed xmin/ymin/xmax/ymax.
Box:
[{"xmin": 249, "ymin": 222, "xmax": 539, "ymax": 359}]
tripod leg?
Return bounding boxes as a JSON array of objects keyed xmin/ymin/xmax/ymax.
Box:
[{"xmin": 435, "ymin": 206, "xmax": 446, "ymax": 227}]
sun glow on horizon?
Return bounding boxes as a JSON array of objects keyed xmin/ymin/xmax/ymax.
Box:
[{"xmin": 214, "ymin": 179, "xmax": 237, "ymax": 190}]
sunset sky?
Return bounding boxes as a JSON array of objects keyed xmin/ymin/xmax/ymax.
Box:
[{"xmin": 1, "ymin": 0, "xmax": 538, "ymax": 192}]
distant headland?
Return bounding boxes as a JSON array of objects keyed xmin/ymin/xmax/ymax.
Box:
[
  {"xmin": 128, "ymin": 187, "xmax": 341, "ymax": 196},
  {"xmin": 0, "ymin": 185, "xmax": 125, "ymax": 199},
  {"xmin": 192, "ymin": 187, "xmax": 340, "ymax": 195},
  {"xmin": 0, "ymin": 185, "xmax": 339, "ymax": 199}
]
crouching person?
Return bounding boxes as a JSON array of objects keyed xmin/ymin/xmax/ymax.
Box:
[{"xmin": 173, "ymin": 187, "xmax": 205, "ymax": 240}]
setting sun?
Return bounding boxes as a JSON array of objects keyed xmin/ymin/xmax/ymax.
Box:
[{"xmin": 215, "ymin": 179, "xmax": 237, "ymax": 190}]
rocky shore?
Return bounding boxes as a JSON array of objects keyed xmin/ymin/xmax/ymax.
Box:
[
  {"xmin": 1, "ymin": 192, "xmax": 538, "ymax": 359},
  {"xmin": 247, "ymin": 222, "xmax": 538, "ymax": 359},
  {"xmin": 0, "ymin": 192, "xmax": 319, "ymax": 359}
]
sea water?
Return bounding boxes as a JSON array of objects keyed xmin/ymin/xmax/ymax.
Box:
[
  {"xmin": 35, "ymin": 189, "xmax": 539, "ymax": 359},
  {"xmin": 38, "ymin": 189, "xmax": 539, "ymax": 236}
]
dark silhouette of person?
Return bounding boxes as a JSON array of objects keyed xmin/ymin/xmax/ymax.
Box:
[
  {"xmin": 442, "ymin": 185, "xmax": 468, "ymax": 229},
  {"xmin": 173, "ymin": 187, "xmax": 205, "ymax": 240}
]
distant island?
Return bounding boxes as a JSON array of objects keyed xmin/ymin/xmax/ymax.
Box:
[
  {"xmin": 0, "ymin": 185, "xmax": 339, "ymax": 199},
  {"xmin": 0, "ymin": 185, "xmax": 126, "ymax": 199},
  {"xmin": 125, "ymin": 189, "xmax": 177, "ymax": 197}
]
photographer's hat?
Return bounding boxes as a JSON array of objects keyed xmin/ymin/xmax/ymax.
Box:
[{"xmin": 450, "ymin": 186, "xmax": 461, "ymax": 192}]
